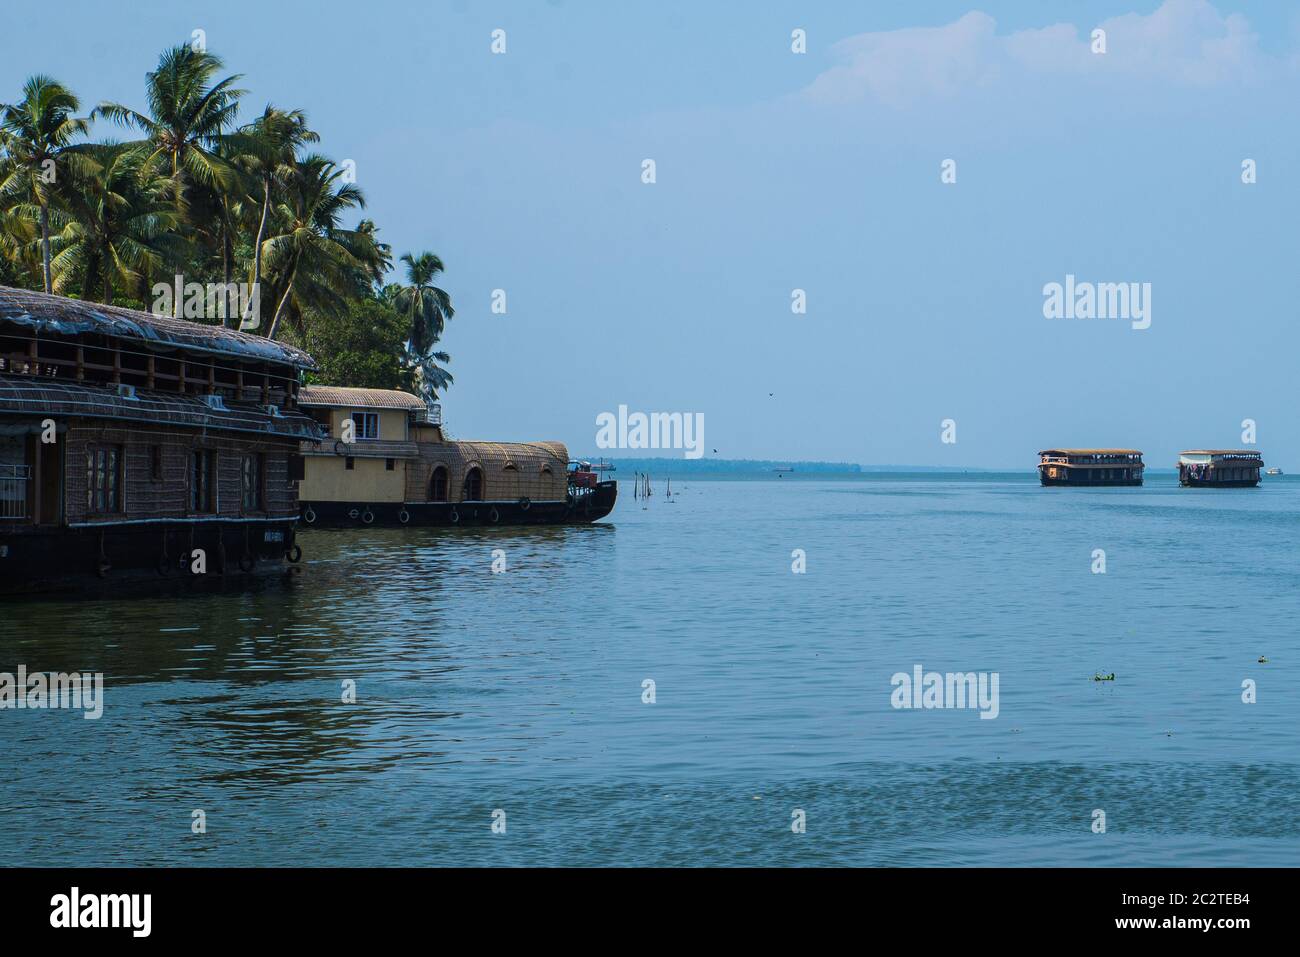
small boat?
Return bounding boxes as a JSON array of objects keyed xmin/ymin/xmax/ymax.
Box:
[
  {"xmin": 1178, "ymin": 450, "xmax": 1263, "ymax": 488},
  {"xmin": 1038, "ymin": 449, "xmax": 1144, "ymax": 486},
  {"xmin": 1266, "ymin": 467, "xmax": 1282, "ymax": 476}
]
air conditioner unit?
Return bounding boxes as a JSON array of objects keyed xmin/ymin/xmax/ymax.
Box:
[
  {"xmin": 115, "ymin": 383, "xmax": 138, "ymax": 400},
  {"xmin": 203, "ymin": 393, "xmax": 228, "ymax": 411}
]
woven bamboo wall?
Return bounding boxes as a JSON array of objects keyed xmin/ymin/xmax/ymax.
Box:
[
  {"xmin": 405, "ymin": 440, "xmax": 569, "ymax": 503},
  {"xmin": 63, "ymin": 422, "xmax": 299, "ymax": 523}
]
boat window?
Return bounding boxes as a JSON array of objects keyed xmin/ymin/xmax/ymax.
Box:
[
  {"xmin": 87, "ymin": 445, "xmax": 123, "ymax": 514},
  {"xmin": 429, "ymin": 465, "xmax": 449, "ymax": 502},
  {"xmin": 463, "ymin": 466, "xmax": 484, "ymax": 502},
  {"xmin": 188, "ymin": 449, "xmax": 216, "ymax": 513},
  {"xmin": 241, "ymin": 453, "xmax": 264, "ymax": 511},
  {"xmin": 350, "ymin": 412, "xmax": 379, "ymax": 440},
  {"xmin": 0, "ymin": 437, "xmax": 29, "ymax": 521}
]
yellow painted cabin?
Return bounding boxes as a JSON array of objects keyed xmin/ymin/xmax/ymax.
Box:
[{"xmin": 296, "ymin": 386, "xmax": 616, "ymax": 526}]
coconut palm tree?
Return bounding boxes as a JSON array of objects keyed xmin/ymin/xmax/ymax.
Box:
[
  {"xmin": 0, "ymin": 204, "xmax": 39, "ymax": 287},
  {"xmin": 411, "ymin": 347, "xmax": 454, "ymax": 400},
  {"xmin": 392, "ymin": 252, "xmax": 455, "ymax": 356},
  {"xmin": 388, "ymin": 253, "xmax": 456, "ymax": 399},
  {"xmin": 95, "ymin": 45, "xmax": 244, "ymax": 221},
  {"xmin": 260, "ymin": 154, "xmax": 367, "ymax": 340},
  {"xmin": 49, "ymin": 142, "xmax": 177, "ymax": 302},
  {"xmin": 228, "ymin": 106, "xmax": 317, "ymax": 328},
  {"xmin": 0, "ymin": 76, "xmax": 90, "ymax": 292}
]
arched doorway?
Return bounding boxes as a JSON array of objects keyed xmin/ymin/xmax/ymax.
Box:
[
  {"xmin": 429, "ymin": 465, "xmax": 448, "ymax": 501},
  {"xmin": 462, "ymin": 466, "xmax": 484, "ymax": 501}
]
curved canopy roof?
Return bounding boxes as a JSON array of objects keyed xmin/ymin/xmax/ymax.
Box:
[
  {"xmin": 299, "ymin": 385, "xmax": 426, "ymax": 410},
  {"xmin": 1038, "ymin": 448, "xmax": 1142, "ymax": 455},
  {"xmin": 0, "ymin": 285, "xmax": 315, "ymax": 369}
]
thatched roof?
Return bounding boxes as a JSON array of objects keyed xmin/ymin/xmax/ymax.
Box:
[
  {"xmin": 407, "ymin": 440, "xmax": 571, "ymax": 502},
  {"xmin": 1039, "ymin": 449, "xmax": 1142, "ymax": 456},
  {"xmin": 299, "ymin": 385, "xmax": 425, "ymax": 410},
  {"xmin": 449, "ymin": 440, "xmax": 569, "ymax": 466},
  {"xmin": 0, "ymin": 285, "xmax": 315, "ymax": 369}
]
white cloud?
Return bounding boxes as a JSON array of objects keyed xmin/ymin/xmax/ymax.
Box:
[
  {"xmin": 803, "ymin": 0, "xmax": 1277, "ymax": 108},
  {"xmin": 805, "ymin": 11, "xmax": 1005, "ymax": 108}
]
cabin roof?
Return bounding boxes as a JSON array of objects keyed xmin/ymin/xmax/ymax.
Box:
[
  {"xmin": 1180, "ymin": 449, "xmax": 1261, "ymax": 456},
  {"xmin": 298, "ymin": 385, "xmax": 426, "ymax": 411},
  {"xmin": 414, "ymin": 440, "xmax": 570, "ymax": 469},
  {"xmin": 0, "ymin": 375, "xmax": 321, "ymax": 439},
  {"xmin": 1039, "ymin": 448, "xmax": 1143, "ymax": 455},
  {"xmin": 0, "ymin": 285, "xmax": 315, "ymax": 369}
]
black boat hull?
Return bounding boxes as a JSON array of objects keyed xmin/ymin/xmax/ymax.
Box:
[
  {"xmin": 1179, "ymin": 477, "xmax": 1259, "ymax": 488},
  {"xmin": 0, "ymin": 520, "xmax": 302, "ymax": 595},
  {"xmin": 1039, "ymin": 474, "xmax": 1143, "ymax": 487}
]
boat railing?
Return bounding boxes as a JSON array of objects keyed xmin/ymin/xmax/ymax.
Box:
[
  {"xmin": 0, "ymin": 463, "xmax": 31, "ymax": 520},
  {"xmin": 413, "ymin": 403, "xmax": 442, "ymax": 426}
]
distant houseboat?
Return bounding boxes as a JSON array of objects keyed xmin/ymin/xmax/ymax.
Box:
[
  {"xmin": 296, "ymin": 386, "xmax": 616, "ymax": 526},
  {"xmin": 1038, "ymin": 449, "xmax": 1144, "ymax": 486},
  {"xmin": 1178, "ymin": 450, "xmax": 1263, "ymax": 488},
  {"xmin": 1266, "ymin": 467, "xmax": 1282, "ymax": 476},
  {"xmin": 0, "ymin": 285, "xmax": 320, "ymax": 593}
]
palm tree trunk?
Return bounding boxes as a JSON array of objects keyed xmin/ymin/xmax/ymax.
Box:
[
  {"xmin": 266, "ymin": 258, "xmax": 298, "ymax": 341},
  {"xmin": 242, "ymin": 176, "xmax": 271, "ymax": 329},
  {"xmin": 266, "ymin": 283, "xmax": 294, "ymax": 341},
  {"xmin": 82, "ymin": 251, "xmax": 99, "ymax": 302},
  {"xmin": 40, "ymin": 204, "xmax": 52, "ymax": 294},
  {"xmin": 172, "ymin": 151, "xmax": 183, "ymax": 317}
]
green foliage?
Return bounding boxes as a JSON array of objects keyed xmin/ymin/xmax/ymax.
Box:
[
  {"xmin": 0, "ymin": 47, "xmax": 461, "ymax": 393},
  {"xmin": 288, "ymin": 297, "xmax": 418, "ymax": 394}
]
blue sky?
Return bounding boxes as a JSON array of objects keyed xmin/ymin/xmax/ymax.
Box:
[{"xmin": 4, "ymin": 0, "xmax": 1299, "ymax": 467}]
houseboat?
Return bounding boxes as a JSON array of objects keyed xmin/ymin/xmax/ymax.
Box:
[
  {"xmin": 0, "ymin": 285, "xmax": 320, "ymax": 593},
  {"xmin": 1038, "ymin": 449, "xmax": 1144, "ymax": 486},
  {"xmin": 296, "ymin": 386, "xmax": 616, "ymax": 526},
  {"xmin": 1178, "ymin": 450, "xmax": 1263, "ymax": 488}
]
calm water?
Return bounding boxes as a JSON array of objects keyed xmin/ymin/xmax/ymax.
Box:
[{"xmin": 2, "ymin": 472, "xmax": 1298, "ymax": 866}]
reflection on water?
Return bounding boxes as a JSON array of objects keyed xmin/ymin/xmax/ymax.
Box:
[{"xmin": 2, "ymin": 477, "xmax": 1298, "ymax": 865}]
